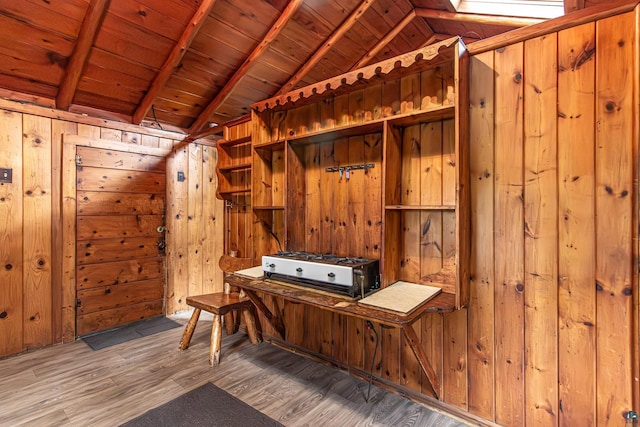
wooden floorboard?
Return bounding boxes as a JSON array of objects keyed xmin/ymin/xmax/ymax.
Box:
[{"xmin": 0, "ymin": 313, "xmax": 471, "ymax": 427}]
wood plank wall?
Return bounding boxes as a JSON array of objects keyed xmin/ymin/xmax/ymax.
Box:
[
  {"xmin": 464, "ymin": 10, "xmax": 637, "ymax": 426},
  {"xmin": 0, "ymin": 101, "xmax": 225, "ymax": 357},
  {"xmin": 251, "ymin": 8, "xmax": 639, "ymax": 427}
]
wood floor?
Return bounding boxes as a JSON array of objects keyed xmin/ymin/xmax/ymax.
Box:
[{"xmin": 0, "ymin": 313, "xmax": 473, "ymax": 427}]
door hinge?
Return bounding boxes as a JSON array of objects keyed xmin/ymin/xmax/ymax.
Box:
[
  {"xmin": 75, "ymin": 155, "xmax": 82, "ymax": 165},
  {"xmin": 76, "ymin": 299, "xmax": 82, "ymax": 308}
]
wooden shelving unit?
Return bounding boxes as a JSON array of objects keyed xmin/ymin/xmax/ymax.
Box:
[
  {"xmin": 214, "ymin": 115, "xmax": 254, "ymax": 260},
  {"xmin": 250, "ymin": 36, "xmax": 469, "ymax": 308}
]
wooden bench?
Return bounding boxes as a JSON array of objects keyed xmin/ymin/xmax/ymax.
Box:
[{"xmin": 178, "ymin": 256, "xmax": 261, "ymax": 366}]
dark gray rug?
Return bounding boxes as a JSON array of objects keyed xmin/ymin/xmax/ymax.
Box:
[
  {"xmin": 82, "ymin": 316, "xmax": 181, "ymax": 351},
  {"xmin": 120, "ymin": 382, "xmax": 283, "ymax": 427}
]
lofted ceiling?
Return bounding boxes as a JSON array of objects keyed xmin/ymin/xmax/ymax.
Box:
[{"xmin": 0, "ymin": 0, "xmax": 606, "ymax": 136}]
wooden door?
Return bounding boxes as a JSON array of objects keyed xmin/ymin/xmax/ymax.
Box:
[{"xmin": 75, "ymin": 146, "xmax": 167, "ymax": 335}]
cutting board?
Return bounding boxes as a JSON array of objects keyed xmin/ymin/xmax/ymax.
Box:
[{"xmin": 358, "ymin": 281, "xmax": 441, "ymax": 315}]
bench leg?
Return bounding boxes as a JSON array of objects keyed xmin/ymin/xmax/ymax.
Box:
[
  {"xmin": 178, "ymin": 308, "xmax": 201, "ymax": 351},
  {"xmin": 241, "ymin": 306, "xmax": 262, "ymax": 345},
  {"xmin": 209, "ymin": 314, "xmax": 222, "ymax": 366},
  {"xmin": 223, "ymin": 312, "xmax": 236, "ymax": 335}
]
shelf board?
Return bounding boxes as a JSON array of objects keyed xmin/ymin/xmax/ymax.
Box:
[
  {"xmin": 255, "ymin": 105, "xmax": 456, "ymax": 149},
  {"xmin": 217, "ymin": 135, "xmax": 251, "ymax": 148},
  {"xmin": 218, "ymin": 188, "xmax": 251, "ymax": 196},
  {"xmin": 387, "ymin": 105, "xmax": 455, "ymax": 128},
  {"xmin": 385, "ymin": 204, "xmax": 456, "ymax": 210},
  {"xmin": 218, "ymin": 162, "xmax": 251, "ymax": 172},
  {"xmin": 253, "ymin": 140, "xmax": 285, "ymax": 151},
  {"xmin": 253, "ymin": 205, "xmax": 285, "ymax": 210}
]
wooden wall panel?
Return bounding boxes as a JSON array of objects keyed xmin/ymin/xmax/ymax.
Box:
[
  {"xmin": 51, "ymin": 120, "xmax": 77, "ymax": 344},
  {"xmin": 493, "ymin": 41, "xmax": 525, "ymax": 427},
  {"xmin": 0, "ymin": 99, "xmax": 226, "ymax": 357},
  {"xmin": 557, "ymin": 22, "xmax": 596, "ymax": 427},
  {"xmin": 22, "ymin": 114, "xmax": 53, "ymax": 349},
  {"xmin": 467, "ymin": 50, "xmax": 495, "ymax": 420},
  {"xmin": 166, "ymin": 145, "xmax": 189, "ymax": 313},
  {"xmin": 202, "ymin": 145, "xmax": 224, "ymax": 294},
  {"xmin": 523, "ymin": 33, "xmax": 559, "ymax": 426},
  {"xmin": 595, "ymin": 11, "xmax": 635, "ymax": 426},
  {"xmin": 0, "ymin": 111, "xmax": 23, "ymax": 355},
  {"xmin": 188, "ymin": 143, "xmax": 203, "ymax": 297}
]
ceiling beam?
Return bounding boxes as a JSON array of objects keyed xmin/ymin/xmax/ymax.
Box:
[
  {"xmin": 56, "ymin": 0, "xmax": 110, "ymax": 111},
  {"xmin": 188, "ymin": 0, "xmax": 305, "ymax": 134},
  {"xmin": 133, "ymin": 0, "xmax": 218, "ymax": 125},
  {"xmin": 414, "ymin": 8, "xmax": 544, "ymax": 27},
  {"xmin": 350, "ymin": 10, "xmax": 417, "ymax": 71},
  {"xmin": 275, "ymin": 0, "xmax": 376, "ymax": 97}
]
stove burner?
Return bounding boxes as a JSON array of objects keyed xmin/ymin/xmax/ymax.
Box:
[
  {"xmin": 276, "ymin": 251, "xmax": 371, "ymax": 265},
  {"xmin": 263, "ymin": 251, "xmax": 380, "ymax": 299}
]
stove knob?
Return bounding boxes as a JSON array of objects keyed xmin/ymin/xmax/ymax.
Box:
[
  {"xmin": 296, "ymin": 267, "xmax": 303, "ymax": 273},
  {"xmin": 268, "ymin": 263, "xmax": 275, "ymax": 268},
  {"xmin": 327, "ymin": 272, "xmax": 335, "ymax": 280}
]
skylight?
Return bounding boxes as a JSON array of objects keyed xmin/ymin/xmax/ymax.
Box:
[{"xmin": 454, "ymin": 0, "xmax": 564, "ymax": 19}]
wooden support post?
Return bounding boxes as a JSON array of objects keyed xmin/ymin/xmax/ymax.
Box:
[{"xmin": 402, "ymin": 323, "xmax": 440, "ymax": 400}]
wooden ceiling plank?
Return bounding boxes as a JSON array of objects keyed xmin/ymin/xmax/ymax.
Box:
[
  {"xmin": 414, "ymin": 8, "xmax": 544, "ymax": 27},
  {"xmin": 350, "ymin": 10, "xmax": 418, "ymax": 70},
  {"xmin": 56, "ymin": 0, "xmax": 110, "ymax": 111},
  {"xmin": 188, "ymin": 0, "xmax": 305, "ymax": 134},
  {"xmin": 132, "ymin": 0, "xmax": 218, "ymax": 125},
  {"xmin": 274, "ymin": 0, "xmax": 377, "ymax": 98}
]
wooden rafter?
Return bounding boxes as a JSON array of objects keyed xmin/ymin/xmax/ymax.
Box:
[
  {"xmin": 350, "ymin": 10, "xmax": 417, "ymax": 71},
  {"xmin": 188, "ymin": 0, "xmax": 305, "ymax": 135},
  {"xmin": 132, "ymin": 0, "xmax": 218, "ymax": 125},
  {"xmin": 274, "ymin": 0, "xmax": 377, "ymax": 97},
  {"xmin": 414, "ymin": 8, "xmax": 544, "ymax": 27},
  {"xmin": 56, "ymin": 0, "xmax": 110, "ymax": 111}
]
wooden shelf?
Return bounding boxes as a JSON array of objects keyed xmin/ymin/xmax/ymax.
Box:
[
  {"xmin": 219, "ymin": 162, "xmax": 251, "ymax": 173},
  {"xmin": 253, "ymin": 205, "xmax": 285, "ymax": 210},
  {"xmin": 385, "ymin": 204, "xmax": 456, "ymax": 210},
  {"xmin": 253, "ymin": 140, "xmax": 285, "ymax": 151},
  {"xmin": 255, "ymin": 105, "xmax": 456, "ymax": 149},
  {"xmin": 219, "ymin": 188, "xmax": 251, "ymax": 196},
  {"xmin": 217, "ymin": 135, "xmax": 251, "ymax": 148}
]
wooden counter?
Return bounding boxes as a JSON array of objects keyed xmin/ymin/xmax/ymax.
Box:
[{"xmin": 227, "ymin": 273, "xmax": 456, "ymax": 399}]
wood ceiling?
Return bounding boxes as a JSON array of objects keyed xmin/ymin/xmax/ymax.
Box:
[{"xmin": 0, "ymin": 0, "xmax": 605, "ymax": 136}]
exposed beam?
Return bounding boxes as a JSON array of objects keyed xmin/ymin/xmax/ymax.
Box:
[
  {"xmin": 350, "ymin": 10, "xmax": 416, "ymax": 71},
  {"xmin": 414, "ymin": 8, "xmax": 544, "ymax": 27},
  {"xmin": 275, "ymin": 0, "xmax": 376, "ymax": 97},
  {"xmin": 133, "ymin": 0, "xmax": 218, "ymax": 125},
  {"xmin": 188, "ymin": 0, "xmax": 305, "ymax": 134},
  {"xmin": 56, "ymin": 0, "xmax": 110, "ymax": 111}
]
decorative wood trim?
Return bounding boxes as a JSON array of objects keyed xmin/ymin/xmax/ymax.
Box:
[
  {"xmin": 467, "ymin": 0, "xmax": 640, "ymax": 55},
  {"xmin": 274, "ymin": 0, "xmax": 377, "ymax": 97},
  {"xmin": 188, "ymin": 0, "xmax": 305, "ymax": 134},
  {"xmin": 0, "ymin": 98, "xmax": 185, "ymax": 140},
  {"xmin": 56, "ymin": 0, "xmax": 110, "ymax": 111},
  {"xmin": 350, "ymin": 10, "xmax": 418, "ymax": 71},
  {"xmin": 414, "ymin": 8, "xmax": 544, "ymax": 27},
  {"xmin": 252, "ymin": 37, "xmax": 460, "ymax": 112},
  {"xmin": 132, "ymin": 0, "xmax": 218, "ymax": 125}
]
